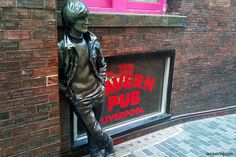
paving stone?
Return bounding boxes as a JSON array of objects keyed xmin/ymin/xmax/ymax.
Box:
[
  {"xmin": 175, "ymin": 152, "xmax": 188, "ymax": 157},
  {"xmin": 147, "ymin": 146, "xmax": 168, "ymax": 156},
  {"xmin": 163, "ymin": 151, "xmax": 178, "ymax": 157},
  {"xmin": 220, "ymin": 139, "xmax": 232, "ymax": 145},
  {"xmin": 175, "ymin": 147, "xmax": 189, "ymax": 154},
  {"xmin": 127, "ymin": 154, "xmax": 137, "ymax": 157},
  {"xmin": 190, "ymin": 149, "xmax": 201, "ymax": 156},
  {"xmin": 170, "ymin": 138, "xmax": 181, "ymax": 144},
  {"xmin": 154, "ymin": 144, "xmax": 169, "ymax": 152},
  {"xmin": 142, "ymin": 149, "xmax": 154, "ymax": 156}
]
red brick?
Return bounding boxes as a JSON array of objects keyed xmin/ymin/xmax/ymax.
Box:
[
  {"xmin": 0, "ymin": 81, "xmax": 21, "ymax": 91},
  {"xmin": 0, "ymin": 70, "xmax": 34, "ymax": 81},
  {"xmin": 44, "ymin": 85, "xmax": 59, "ymax": 94},
  {"xmin": 19, "ymin": 40, "xmax": 45, "ymax": 49},
  {"xmin": 33, "ymin": 29, "xmax": 56, "ymax": 39},
  {"xmin": 12, "ymin": 87, "xmax": 43, "ymax": 100},
  {"xmin": 49, "ymin": 125, "xmax": 60, "ymax": 135},
  {"xmin": 0, "ymin": 94, "xmax": 11, "ymax": 105},
  {"xmin": 0, "ymin": 100, "xmax": 23, "ymax": 112},
  {"xmin": 21, "ymin": 60, "xmax": 46, "ymax": 70},
  {"xmin": 24, "ymin": 95, "xmax": 48, "ymax": 106},
  {"xmin": 37, "ymin": 118, "xmax": 60, "ymax": 130},
  {"xmin": 34, "ymin": 67, "xmax": 58, "ymax": 76},
  {"xmin": 19, "ymin": 19, "xmax": 43, "ymax": 29},
  {"xmin": 3, "ymin": 30, "xmax": 32, "ymax": 40},
  {"xmin": 10, "ymin": 143, "xmax": 60, "ymax": 157},
  {"xmin": 32, "ymin": 9, "xmax": 55, "ymax": 19},
  {"xmin": 0, "ymin": 129, "xmax": 12, "ymax": 139},
  {"xmin": 17, "ymin": 0, "xmax": 44, "ymax": 9},
  {"xmin": 0, "ymin": 52, "xmax": 5, "ymax": 61},
  {"xmin": 33, "ymin": 86, "xmax": 59, "ymax": 96},
  {"xmin": 48, "ymin": 94, "xmax": 59, "ymax": 103},
  {"xmin": 1, "ymin": 147, "xmax": 14, "ymax": 157},
  {"xmin": 0, "ymin": 138, "xmax": 13, "ymax": 149},
  {"xmin": 11, "ymin": 106, "xmax": 37, "ymax": 118},
  {"xmin": 47, "ymin": 75, "xmax": 58, "ymax": 86},
  {"xmin": 3, "ymin": 8, "xmax": 32, "ymax": 19},
  {"xmin": 12, "ymin": 129, "xmax": 50, "ymax": 147},
  {"xmin": 45, "ymin": 0, "xmax": 56, "ymax": 9},
  {"xmin": 12, "ymin": 89, "xmax": 32, "ymax": 100},
  {"xmin": 47, "ymin": 58, "xmax": 58, "ymax": 67},
  {"xmin": 0, "ymin": 40, "xmax": 19, "ymax": 51},
  {"xmin": 50, "ymin": 108, "xmax": 59, "ymax": 118},
  {"xmin": 12, "ymin": 123, "xmax": 38, "ymax": 136},
  {"xmin": 3, "ymin": 113, "xmax": 49, "ymax": 129},
  {"xmin": 0, "ymin": 62, "xmax": 20, "ymax": 72},
  {"xmin": 0, "ymin": 0, "xmax": 16, "ymax": 7},
  {"xmin": 33, "ymin": 49, "xmax": 53, "ymax": 58},
  {"xmin": 19, "ymin": 39, "xmax": 57, "ymax": 49},
  {"xmin": 225, "ymin": 64, "xmax": 233, "ymax": 70},
  {"xmin": 125, "ymin": 28, "xmax": 138, "ymax": 34},
  {"xmin": 44, "ymin": 19, "xmax": 57, "ymax": 28},
  {"xmin": 30, "ymin": 129, "xmax": 50, "ymax": 139},
  {"xmin": 0, "ymin": 20, "xmax": 19, "ymax": 29},
  {"xmin": 37, "ymin": 103, "xmax": 50, "ymax": 113},
  {"xmin": 6, "ymin": 50, "xmax": 33, "ymax": 61},
  {"xmin": 51, "ymin": 48, "xmax": 58, "ymax": 57},
  {"xmin": 10, "ymin": 86, "xmax": 58, "ymax": 101},
  {"xmin": 22, "ymin": 78, "xmax": 46, "ymax": 88},
  {"xmin": 43, "ymin": 39, "xmax": 57, "ymax": 48},
  {"xmin": 12, "ymin": 136, "xmax": 55, "ymax": 154}
]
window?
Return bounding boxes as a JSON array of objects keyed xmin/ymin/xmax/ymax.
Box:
[
  {"xmin": 82, "ymin": 0, "xmax": 167, "ymax": 14},
  {"xmin": 73, "ymin": 51, "xmax": 175, "ymax": 147},
  {"xmin": 82, "ymin": 0, "xmax": 111, "ymax": 8}
]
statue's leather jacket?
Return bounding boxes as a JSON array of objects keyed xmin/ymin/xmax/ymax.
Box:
[{"xmin": 58, "ymin": 32, "xmax": 106, "ymax": 99}]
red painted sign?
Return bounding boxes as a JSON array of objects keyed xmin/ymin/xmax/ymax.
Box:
[{"xmin": 100, "ymin": 55, "xmax": 165, "ymax": 127}]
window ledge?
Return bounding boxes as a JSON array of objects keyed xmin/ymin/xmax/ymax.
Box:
[
  {"xmin": 57, "ymin": 11, "xmax": 187, "ymax": 28},
  {"xmin": 89, "ymin": 12, "xmax": 187, "ymax": 27}
]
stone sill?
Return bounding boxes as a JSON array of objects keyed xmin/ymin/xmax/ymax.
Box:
[
  {"xmin": 89, "ymin": 12, "xmax": 187, "ymax": 27},
  {"xmin": 57, "ymin": 11, "xmax": 187, "ymax": 28}
]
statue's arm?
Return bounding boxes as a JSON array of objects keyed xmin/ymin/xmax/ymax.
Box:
[
  {"xmin": 58, "ymin": 41, "xmax": 65, "ymax": 79},
  {"xmin": 58, "ymin": 40, "xmax": 67, "ymax": 92},
  {"xmin": 94, "ymin": 41, "xmax": 107, "ymax": 84}
]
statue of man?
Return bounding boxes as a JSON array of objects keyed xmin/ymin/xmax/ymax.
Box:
[{"xmin": 58, "ymin": 0, "xmax": 114, "ymax": 156}]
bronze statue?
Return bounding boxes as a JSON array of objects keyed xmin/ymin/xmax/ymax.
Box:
[{"xmin": 58, "ymin": 0, "xmax": 114, "ymax": 156}]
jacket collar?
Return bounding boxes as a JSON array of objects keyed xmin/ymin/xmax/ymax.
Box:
[{"xmin": 64, "ymin": 31, "xmax": 97, "ymax": 49}]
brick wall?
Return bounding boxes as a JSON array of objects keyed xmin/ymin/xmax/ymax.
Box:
[
  {"xmin": 90, "ymin": 23, "xmax": 236, "ymax": 114},
  {"xmin": 0, "ymin": 0, "xmax": 60, "ymax": 157},
  {"xmin": 167, "ymin": 0, "xmax": 181, "ymax": 13},
  {"xmin": 90, "ymin": 0, "xmax": 236, "ymax": 116}
]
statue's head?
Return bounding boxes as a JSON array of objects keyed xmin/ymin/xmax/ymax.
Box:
[{"xmin": 62, "ymin": 0, "xmax": 89, "ymax": 33}]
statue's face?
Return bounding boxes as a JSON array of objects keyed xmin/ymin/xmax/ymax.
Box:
[{"xmin": 72, "ymin": 16, "xmax": 89, "ymax": 33}]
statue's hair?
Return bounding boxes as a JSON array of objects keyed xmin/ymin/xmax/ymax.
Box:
[{"xmin": 62, "ymin": 0, "xmax": 89, "ymax": 29}]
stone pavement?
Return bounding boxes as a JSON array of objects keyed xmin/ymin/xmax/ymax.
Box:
[
  {"xmin": 112, "ymin": 114, "xmax": 236, "ymax": 157},
  {"xmin": 83, "ymin": 114, "xmax": 236, "ymax": 157}
]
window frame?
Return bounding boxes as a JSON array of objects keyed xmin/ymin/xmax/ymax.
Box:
[
  {"xmin": 82, "ymin": 0, "xmax": 112, "ymax": 8},
  {"xmin": 71, "ymin": 50, "xmax": 175, "ymax": 149},
  {"xmin": 82, "ymin": 0, "xmax": 167, "ymax": 14}
]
